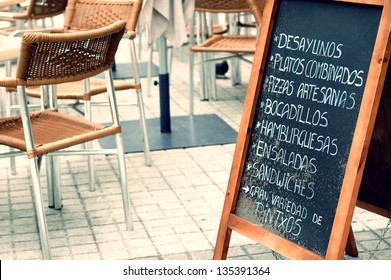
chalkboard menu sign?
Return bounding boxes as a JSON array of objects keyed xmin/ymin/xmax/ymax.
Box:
[
  {"xmin": 214, "ymin": 0, "xmax": 391, "ymax": 260},
  {"xmin": 234, "ymin": 0, "xmax": 381, "ymax": 257}
]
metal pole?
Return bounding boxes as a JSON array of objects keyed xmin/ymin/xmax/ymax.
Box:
[{"xmin": 158, "ymin": 36, "xmax": 171, "ymax": 133}]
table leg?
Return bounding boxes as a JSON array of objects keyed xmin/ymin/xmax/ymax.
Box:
[{"xmin": 159, "ymin": 36, "xmax": 171, "ymax": 133}]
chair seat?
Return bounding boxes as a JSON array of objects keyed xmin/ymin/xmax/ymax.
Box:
[
  {"xmin": 187, "ymin": 23, "xmax": 229, "ymax": 37},
  {"xmin": 190, "ymin": 34, "xmax": 257, "ymax": 53},
  {"xmin": 0, "ymin": 109, "xmax": 120, "ymax": 158},
  {"xmin": 23, "ymin": 78, "xmax": 139, "ymax": 101}
]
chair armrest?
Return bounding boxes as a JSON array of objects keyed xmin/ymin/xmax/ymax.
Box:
[
  {"xmin": 0, "ymin": 77, "xmax": 18, "ymax": 88},
  {"xmin": 126, "ymin": 30, "xmax": 136, "ymax": 39},
  {"xmin": 50, "ymin": 28, "xmax": 66, "ymax": 33},
  {"xmin": 9, "ymin": 28, "xmax": 55, "ymax": 37}
]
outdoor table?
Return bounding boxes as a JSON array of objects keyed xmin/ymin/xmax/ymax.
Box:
[
  {"xmin": 0, "ymin": 35, "xmax": 20, "ymax": 60},
  {"xmin": 139, "ymin": 0, "xmax": 195, "ymax": 133},
  {"xmin": 0, "ymin": 0, "xmax": 24, "ymax": 9}
]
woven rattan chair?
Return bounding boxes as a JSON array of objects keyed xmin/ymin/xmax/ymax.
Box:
[
  {"xmin": 188, "ymin": 0, "xmax": 264, "ymax": 114},
  {"xmin": 0, "ymin": 20, "xmax": 131, "ymax": 259},
  {"xmin": 19, "ymin": 0, "xmax": 152, "ymax": 192},
  {"xmin": 0, "ymin": 0, "xmax": 68, "ymax": 176},
  {"xmin": 141, "ymin": 7, "xmax": 228, "ymax": 97},
  {"xmin": 0, "ymin": 0, "xmax": 67, "ymax": 35}
]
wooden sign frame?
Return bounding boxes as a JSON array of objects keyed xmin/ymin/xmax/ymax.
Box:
[
  {"xmin": 356, "ymin": 57, "xmax": 391, "ymax": 220},
  {"xmin": 214, "ymin": 0, "xmax": 391, "ymax": 260}
]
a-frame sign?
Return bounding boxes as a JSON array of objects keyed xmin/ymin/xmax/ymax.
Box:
[{"xmin": 214, "ymin": 0, "xmax": 391, "ymax": 260}]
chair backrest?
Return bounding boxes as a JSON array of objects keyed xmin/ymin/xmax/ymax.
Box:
[
  {"xmin": 15, "ymin": 20, "xmax": 126, "ymax": 87},
  {"xmin": 195, "ymin": 0, "xmax": 251, "ymax": 13},
  {"xmin": 62, "ymin": 0, "xmax": 142, "ymax": 33},
  {"xmin": 15, "ymin": 0, "xmax": 68, "ymax": 20},
  {"xmin": 193, "ymin": 0, "xmax": 265, "ymax": 37}
]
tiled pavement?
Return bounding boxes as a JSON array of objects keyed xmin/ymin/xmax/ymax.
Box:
[{"xmin": 0, "ymin": 24, "xmax": 391, "ymax": 261}]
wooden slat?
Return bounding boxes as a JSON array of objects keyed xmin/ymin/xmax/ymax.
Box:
[{"xmin": 228, "ymin": 214, "xmax": 323, "ymax": 260}]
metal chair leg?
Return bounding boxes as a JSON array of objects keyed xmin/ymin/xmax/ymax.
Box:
[
  {"xmin": 46, "ymin": 156, "xmax": 55, "ymax": 208},
  {"xmin": 136, "ymin": 90, "xmax": 152, "ymax": 166},
  {"xmin": 105, "ymin": 69, "xmax": 133, "ymax": 231},
  {"xmin": 208, "ymin": 54, "xmax": 217, "ymax": 100},
  {"xmin": 116, "ymin": 133, "xmax": 132, "ymax": 230},
  {"xmin": 147, "ymin": 46, "xmax": 153, "ymax": 97},
  {"xmin": 45, "ymin": 155, "xmax": 62, "ymax": 209},
  {"xmin": 129, "ymin": 39, "xmax": 152, "ymax": 166},
  {"xmin": 189, "ymin": 50, "xmax": 195, "ymax": 115},
  {"xmin": 29, "ymin": 157, "xmax": 52, "ymax": 259},
  {"xmin": 230, "ymin": 57, "xmax": 242, "ymax": 86},
  {"xmin": 5, "ymin": 60, "xmax": 17, "ymax": 175},
  {"xmin": 83, "ymin": 97, "xmax": 96, "ymax": 191}
]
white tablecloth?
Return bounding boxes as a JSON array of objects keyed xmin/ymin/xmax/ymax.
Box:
[{"xmin": 138, "ymin": 0, "xmax": 195, "ymax": 48}]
